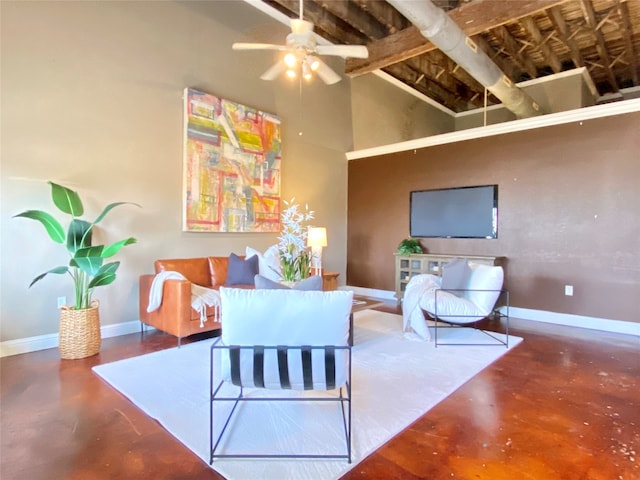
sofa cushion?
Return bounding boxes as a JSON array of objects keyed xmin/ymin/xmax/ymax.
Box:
[
  {"xmin": 254, "ymin": 274, "xmax": 288, "ymax": 290},
  {"xmin": 464, "ymin": 263, "xmax": 504, "ymax": 315},
  {"xmin": 220, "ymin": 287, "xmax": 353, "ymax": 346},
  {"xmin": 416, "ymin": 264, "xmax": 504, "ymax": 324},
  {"xmin": 254, "ymin": 274, "xmax": 322, "ymax": 291},
  {"xmin": 219, "ymin": 287, "xmax": 354, "ymax": 390},
  {"xmin": 208, "ymin": 256, "xmax": 231, "ymax": 288},
  {"xmin": 246, "ymin": 245, "xmax": 282, "ymax": 282},
  {"xmin": 292, "ymin": 276, "xmax": 323, "ymax": 291},
  {"xmin": 225, "ymin": 253, "xmax": 259, "ymax": 286},
  {"xmin": 441, "ymin": 258, "xmax": 471, "ymax": 297},
  {"xmin": 154, "ymin": 257, "xmax": 212, "ymax": 287},
  {"xmin": 421, "ymin": 289, "xmax": 487, "ymax": 323}
]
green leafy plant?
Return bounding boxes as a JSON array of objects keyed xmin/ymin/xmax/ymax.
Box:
[
  {"xmin": 397, "ymin": 237, "xmax": 423, "ymax": 255},
  {"xmin": 14, "ymin": 181, "xmax": 139, "ymax": 309}
]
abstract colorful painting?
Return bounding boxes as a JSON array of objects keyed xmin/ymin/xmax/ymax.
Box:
[{"xmin": 182, "ymin": 88, "xmax": 281, "ymax": 232}]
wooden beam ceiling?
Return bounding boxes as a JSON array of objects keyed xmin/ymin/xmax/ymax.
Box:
[
  {"xmin": 256, "ymin": 0, "xmax": 640, "ymax": 112},
  {"xmin": 345, "ymin": 0, "xmax": 570, "ymax": 77}
]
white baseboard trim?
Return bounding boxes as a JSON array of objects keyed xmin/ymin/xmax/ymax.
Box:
[
  {"xmin": 503, "ymin": 306, "xmax": 640, "ymax": 337},
  {"xmin": 344, "ymin": 286, "xmax": 640, "ymax": 337},
  {"xmin": 3, "ymin": 293, "xmax": 638, "ymax": 357},
  {"xmin": 0, "ymin": 320, "xmax": 146, "ymax": 358}
]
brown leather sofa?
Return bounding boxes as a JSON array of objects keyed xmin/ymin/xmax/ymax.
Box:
[{"xmin": 139, "ymin": 256, "xmax": 254, "ymax": 344}]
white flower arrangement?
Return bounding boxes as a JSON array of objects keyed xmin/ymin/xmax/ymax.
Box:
[{"xmin": 278, "ymin": 198, "xmax": 314, "ymax": 282}]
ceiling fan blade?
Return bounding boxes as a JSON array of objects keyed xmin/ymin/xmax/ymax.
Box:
[
  {"xmin": 260, "ymin": 61, "xmax": 285, "ymax": 81},
  {"xmin": 314, "ymin": 58, "xmax": 341, "ymax": 85},
  {"xmin": 232, "ymin": 42, "xmax": 287, "ymax": 52},
  {"xmin": 316, "ymin": 44, "xmax": 369, "ymax": 59}
]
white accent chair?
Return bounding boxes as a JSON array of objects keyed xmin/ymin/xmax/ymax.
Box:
[
  {"xmin": 405, "ymin": 261, "xmax": 509, "ymax": 346},
  {"xmin": 209, "ymin": 287, "xmax": 354, "ymax": 463}
]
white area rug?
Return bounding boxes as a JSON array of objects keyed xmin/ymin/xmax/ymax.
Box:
[{"xmin": 93, "ymin": 310, "xmax": 522, "ymax": 480}]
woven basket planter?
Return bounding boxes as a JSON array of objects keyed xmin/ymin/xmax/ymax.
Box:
[{"xmin": 59, "ymin": 300, "xmax": 101, "ymax": 359}]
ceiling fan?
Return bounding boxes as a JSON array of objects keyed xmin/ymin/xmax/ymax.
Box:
[{"xmin": 232, "ymin": 1, "xmax": 368, "ymax": 85}]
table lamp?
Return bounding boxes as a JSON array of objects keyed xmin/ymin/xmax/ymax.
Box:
[{"xmin": 307, "ymin": 227, "xmax": 327, "ymax": 276}]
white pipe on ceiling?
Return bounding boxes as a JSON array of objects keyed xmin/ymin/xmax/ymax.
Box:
[{"xmin": 387, "ymin": 0, "xmax": 544, "ymax": 119}]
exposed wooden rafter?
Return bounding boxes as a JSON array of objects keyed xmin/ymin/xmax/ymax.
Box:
[
  {"xmin": 257, "ymin": 0, "xmax": 640, "ymax": 113},
  {"xmin": 520, "ymin": 15, "xmax": 563, "ymax": 73},
  {"xmin": 548, "ymin": 5, "xmax": 586, "ymax": 69},
  {"xmin": 384, "ymin": 62, "xmax": 471, "ymax": 111},
  {"xmin": 351, "ymin": 0, "xmax": 409, "ymax": 34},
  {"xmin": 345, "ymin": 0, "xmax": 570, "ymax": 76},
  {"xmin": 579, "ymin": 0, "xmax": 619, "ymax": 91},
  {"xmin": 618, "ymin": 0, "xmax": 639, "ymax": 85}
]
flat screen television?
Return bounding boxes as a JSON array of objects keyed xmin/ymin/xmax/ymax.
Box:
[{"xmin": 410, "ymin": 185, "xmax": 498, "ymax": 239}]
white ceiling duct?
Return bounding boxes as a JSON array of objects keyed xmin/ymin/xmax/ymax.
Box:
[{"xmin": 387, "ymin": 0, "xmax": 544, "ymax": 119}]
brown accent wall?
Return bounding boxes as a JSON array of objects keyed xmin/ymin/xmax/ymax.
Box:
[{"xmin": 347, "ymin": 112, "xmax": 640, "ymax": 323}]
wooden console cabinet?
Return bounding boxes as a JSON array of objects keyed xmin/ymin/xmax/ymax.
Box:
[{"xmin": 394, "ymin": 253, "xmax": 503, "ymax": 300}]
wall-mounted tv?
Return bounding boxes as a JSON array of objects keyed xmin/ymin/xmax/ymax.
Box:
[{"xmin": 410, "ymin": 185, "xmax": 498, "ymax": 239}]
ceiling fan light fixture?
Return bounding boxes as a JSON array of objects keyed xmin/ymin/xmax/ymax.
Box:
[
  {"xmin": 302, "ymin": 61, "xmax": 313, "ymax": 80},
  {"xmin": 307, "ymin": 55, "xmax": 320, "ymax": 71},
  {"xmin": 232, "ymin": 0, "xmax": 367, "ymax": 86},
  {"xmin": 284, "ymin": 52, "xmax": 297, "ymax": 68}
]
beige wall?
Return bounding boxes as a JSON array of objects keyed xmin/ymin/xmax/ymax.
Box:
[
  {"xmin": 454, "ymin": 106, "xmax": 515, "ymax": 131},
  {"xmin": 455, "ymin": 71, "xmax": 596, "ymax": 131},
  {"xmin": 352, "ymin": 69, "xmax": 598, "ymax": 146},
  {"xmin": 521, "ymin": 72, "xmax": 597, "ymax": 113},
  {"xmin": 1, "ymin": 1, "xmax": 353, "ymax": 341},
  {"xmin": 351, "ymin": 74, "xmax": 454, "ymax": 150}
]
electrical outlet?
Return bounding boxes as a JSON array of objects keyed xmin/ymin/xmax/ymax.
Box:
[
  {"xmin": 57, "ymin": 296, "xmax": 66, "ymax": 308},
  {"xmin": 564, "ymin": 285, "xmax": 573, "ymax": 296}
]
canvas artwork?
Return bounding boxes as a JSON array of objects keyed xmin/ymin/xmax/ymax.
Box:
[{"xmin": 183, "ymin": 88, "xmax": 282, "ymax": 232}]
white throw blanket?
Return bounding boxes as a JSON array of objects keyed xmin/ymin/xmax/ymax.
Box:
[
  {"xmin": 402, "ymin": 274, "xmax": 441, "ymax": 341},
  {"xmin": 147, "ymin": 271, "xmax": 220, "ymax": 328}
]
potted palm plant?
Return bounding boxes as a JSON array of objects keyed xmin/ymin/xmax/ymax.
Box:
[{"xmin": 14, "ymin": 181, "xmax": 139, "ymax": 359}]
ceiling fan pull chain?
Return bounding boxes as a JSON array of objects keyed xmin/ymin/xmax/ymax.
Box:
[{"xmin": 298, "ymin": 77, "xmax": 304, "ymax": 136}]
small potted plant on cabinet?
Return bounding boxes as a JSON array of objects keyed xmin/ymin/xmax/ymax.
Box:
[
  {"xmin": 397, "ymin": 237, "xmax": 423, "ymax": 255},
  {"xmin": 14, "ymin": 181, "xmax": 139, "ymax": 359}
]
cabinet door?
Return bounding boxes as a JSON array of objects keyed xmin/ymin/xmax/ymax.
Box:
[
  {"xmin": 395, "ymin": 255, "xmax": 411, "ymax": 298},
  {"xmin": 426, "ymin": 260, "xmax": 441, "ymax": 275}
]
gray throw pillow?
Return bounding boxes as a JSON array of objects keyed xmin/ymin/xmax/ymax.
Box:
[
  {"xmin": 293, "ymin": 275, "xmax": 323, "ymax": 291},
  {"xmin": 254, "ymin": 274, "xmax": 323, "ymax": 291},
  {"xmin": 441, "ymin": 258, "xmax": 471, "ymax": 297},
  {"xmin": 225, "ymin": 253, "xmax": 259, "ymax": 286},
  {"xmin": 254, "ymin": 274, "xmax": 289, "ymax": 290}
]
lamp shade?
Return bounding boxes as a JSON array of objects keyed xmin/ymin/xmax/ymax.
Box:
[{"xmin": 307, "ymin": 227, "xmax": 327, "ymax": 247}]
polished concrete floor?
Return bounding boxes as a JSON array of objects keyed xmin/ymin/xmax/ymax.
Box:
[{"xmin": 1, "ymin": 303, "xmax": 638, "ymax": 479}]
